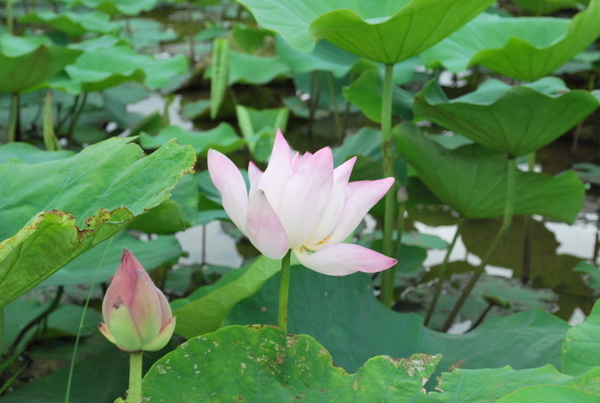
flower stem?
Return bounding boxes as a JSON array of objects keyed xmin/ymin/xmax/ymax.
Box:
[
  {"xmin": 442, "ymin": 157, "xmax": 516, "ymax": 332},
  {"xmin": 424, "ymin": 217, "xmax": 465, "ymax": 327},
  {"xmin": 8, "ymin": 93, "xmax": 18, "ymax": 143},
  {"xmin": 127, "ymin": 352, "xmax": 143, "ymax": 403},
  {"xmin": 278, "ymin": 250, "xmax": 292, "ymax": 332},
  {"xmin": 379, "ymin": 63, "xmax": 397, "ymax": 308}
]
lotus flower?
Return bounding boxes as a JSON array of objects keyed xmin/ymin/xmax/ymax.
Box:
[
  {"xmin": 99, "ymin": 249, "xmax": 176, "ymax": 352},
  {"xmin": 208, "ymin": 130, "xmax": 397, "ymax": 275}
]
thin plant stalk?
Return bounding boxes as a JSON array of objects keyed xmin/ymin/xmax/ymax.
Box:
[
  {"xmin": 278, "ymin": 250, "xmax": 292, "ymax": 332},
  {"xmin": 6, "ymin": 0, "xmax": 13, "ymax": 35},
  {"xmin": 424, "ymin": 217, "xmax": 465, "ymax": 327},
  {"xmin": 379, "ymin": 63, "xmax": 397, "ymax": 308},
  {"xmin": 187, "ymin": 1, "xmax": 196, "ymax": 63},
  {"xmin": 392, "ymin": 202, "xmax": 406, "ymax": 259},
  {"xmin": 127, "ymin": 352, "xmax": 143, "ymax": 403},
  {"xmin": 442, "ymin": 158, "xmax": 517, "ymax": 332},
  {"xmin": 307, "ymin": 71, "xmax": 322, "ymax": 138},
  {"xmin": 325, "ymin": 71, "xmax": 342, "ymax": 144},
  {"xmin": 7, "ymin": 93, "xmax": 18, "ymax": 142},
  {"xmin": 66, "ymin": 92, "xmax": 88, "ymax": 139},
  {"xmin": 521, "ymin": 152, "xmax": 536, "ymax": 284}
]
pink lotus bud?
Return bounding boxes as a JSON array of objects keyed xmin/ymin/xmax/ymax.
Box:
[{"xmin": 99, "ymin": 249, "xmax": 176, "ymax": 352}]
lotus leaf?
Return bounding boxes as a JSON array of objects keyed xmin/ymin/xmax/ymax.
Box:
[
  {"xmin": 226, "ymin": 266, "xmax": 569, "ymax": 383},
  {"xmin": 140, "ymin": 123, "xmax": 245, "ymax": 156},
  {"xmin": 73, "ymin": 0, "xmax": 158, "ymax": 16},
  {"xmin": 143, "ymin": 325, "xmax": 440, "ymax": 401},
  {"xmin": 495, "ymin": 385, "xmax": 600, "ymax": 403},
  {"xmin": 562, "ymin": 299, "xmax": 600, "ymax": 376},
  {"xmin": 239, "ymin": 0, "xmax": 495, "ymax": 64},
  {"xmin": 413, "ymin": 77, "xmax": 600, "ymax": 157},
  {"xmin": 433, "ymin": 365, "xmax": 600, "ymax": 402},
  {"xmin": 18, "ymin": 10, "xmax": 122, "ymax": 37},
  {"xmin": 0, "ymin": 138, "xmax": 195, "ymax": 307},
  {"xmin": 395, "ymin": 122, "xmax": 585, "ymax": 223},
  {"xmin": 0, "ymin": 34, "xmax": 82, "ymax": 94},
  {"xmin": 65, "ymin": 45, "xmax": 187, "ymax": 92},
  {"xmin": 422, "ymin": 2, "xmax": 600, "ymax": 81}
]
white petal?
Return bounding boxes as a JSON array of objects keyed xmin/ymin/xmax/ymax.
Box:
[
  {"xmin": 329, "ymin": 178, "xmax": 394, "ymax": 245},
  {"xmin": 305, "ymin": 157, "xmax": 356, "ymax": 249},
  {"xmin": 207, "ymin": 149, "xmax": 248, "ymax": 233},
  {"xmin": 258, "ymin": 130, "xmax": 294, "ymax": 212},
  {"xmin": 246, "ymin": 190, "xmax": 290, "ymax": 259},
  {"xmin": 277, "ymin": 147, "xmax": 334, "ymax": 248},
  {"xmin": 248, "ymin": 161, "xmax": 263, "ymax": 196},
  {"xmin": 294, "ymin": 244, "xmax": 396, "ymax": 276}
]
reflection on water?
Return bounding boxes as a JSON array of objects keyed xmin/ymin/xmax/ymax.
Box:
[{"xmin": 175, "ymin": 221, "xmax": 242, "ymax": 267}]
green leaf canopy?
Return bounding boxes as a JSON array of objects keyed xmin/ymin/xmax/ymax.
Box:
[
  {"xmin": 394, "ymin": 123, "xmax": 585, "ymax": 223},
  {"xmin": 413, "ymin": 78, "xmax": 600, "ymax": 157},
  {"xmin": 0, "ymin": 138, "xmax": 195, "ymax": 308},
  {"xmin": 238, "ymin": 0, "xmax": 496, "ymax": 64},
  {"xmin": 422, "ymin": 1, "xmax": 600, "ymax": 81}
]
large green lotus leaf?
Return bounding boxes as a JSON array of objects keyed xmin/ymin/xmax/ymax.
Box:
[
  {"xmin": 172, "ymin": 256, "xmax": 282, "ymax": 339},
  {"xmin": 309, "ymin": 0, "xmax": 496, "ymax": 64},
  {"xmin": 562, "ymin": 299, "xmax": 600, "ymax": 376},
  {"xmin": 495, "ymin": 385, "xmax": 600, "ymax": 403},
  {"xmin": 140, "ymin": 123, "xmax": 245, "ymax": 156},
  {"xmin": 512, "ymin": 0, "xmax": 580, "ymax": 15},
  {"xmin": 413, "ymin": 78, "xmax": 600, "ymax": 157},
  {"xmin": 65, "ymin": 45, "xmax": 188, "ymax": 92},
  {"xmin": 38, "ymin": 231, "xmax": 181, "ymax": 287},
  {"xmin": 73, "ymin": 0, "xmax": 158, "ymax": 16},
  {"xmin": 276, "ymin": 35, "xmax": 359, "ymax": 78},
  {"xmin": 0, "ymin": 142, "xmax": 74, "ymax": 163},
  {"xmin": 0, "ymin": 34, "xmax": 82, "ymax": 94},
  {"xmin": 395, "ymin": 123, "xmax": 585, "ymax": 223},
  {"xmin": 18, "ymin": 10, "xmax": 122, "ymax": 37},
  {"xmin": 422, "ymin": 2, "xmax": 600, "ymax": 81},
  {"xmin": 226, "ymin": 267, "xmax": 569, "ymax": 385},
  {"xmin": 239, "ymin": 0, "xmax": 495, "ymax": 64},
  {"xmin": 143, "ymin": 325, "xmax": 440, "ymax": 402},
  {"xmin": 432, "ymin": 366, "xmax": 600, "ymax": 402},
  {"xmin": 0, "ymin": 138, "xmax": 195, "ymax": 308}
]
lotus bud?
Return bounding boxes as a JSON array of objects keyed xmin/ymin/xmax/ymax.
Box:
[{"xmin": 99, "ymin": 249, "xmax": 176, "ymax": 353}]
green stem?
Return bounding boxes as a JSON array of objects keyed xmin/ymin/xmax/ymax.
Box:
[
  {"xmin": 278, "ymin": 250, "xmax": 292, "ymax": 332},
  {"xmin": 66, "ymin": 92, "xmax": 87, "ymax": 139},
  {"xmin": 6, "ymin": 0, "xmax": 13, "ymax": 35},
  {"xmin": 424, "ymin": 217, "xmax": 465, "ymax": 327},
  {"xmin": 187, "ymin": 1, "xmax": 196, "ymax": 64},
  {"xmin": 127, "ymin": 352, "xmax": 143, "ymax": 403},
  {"xmin": 326, "ymin": 71, "xmax": 342, "ymax": 144},
  {"xmin": 379, "ymin": 63, "xmax": 397, "ymax": 308},
  {"xmin": 7, "ymin": 93, "xmax": 18, "ymax": 142},
  {"xmin": 442, "ymin": 158, "xmax": 517, "ymax": 332},
  {"xmin": 8, "ymin": 286, "xmax": 64, "ymax": 356}
]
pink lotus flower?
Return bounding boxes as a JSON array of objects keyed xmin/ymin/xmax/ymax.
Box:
[
  {"xmin": 208, "ymin": 130, "xmax": 397, "ymax": 275},
  {"xmin": 99, "ymin": 249, "xmax": 176, "ymax": 352}
]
